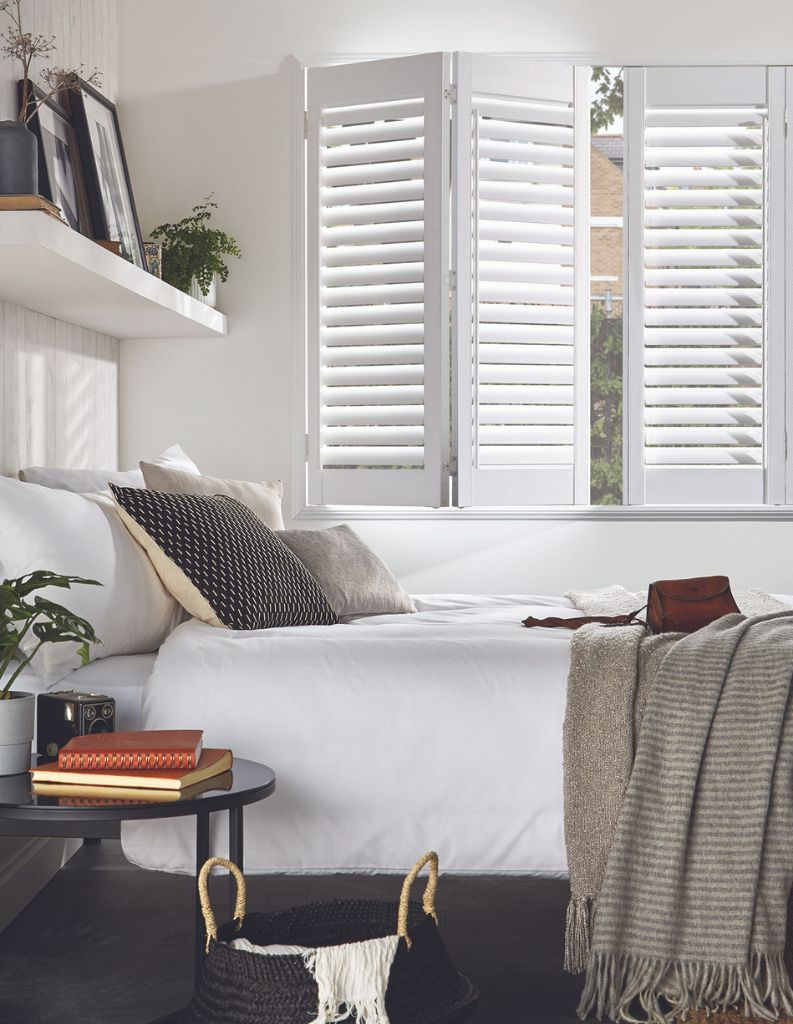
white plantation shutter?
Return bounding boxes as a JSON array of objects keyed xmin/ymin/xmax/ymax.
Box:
[
  {"xmin": 626, "ymin": 66, "xmax": 785, "ymax": 505},
  {"xmin": 306, "ymin": 54, "xmax": 450, "ymax": 506},
  {"xmin": 454, "ymin": 56, "xmax": 590, "ymax": 506}
]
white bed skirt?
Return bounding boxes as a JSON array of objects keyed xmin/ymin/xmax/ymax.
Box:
[{"xmin": 122, "ymin": 595, "xmax": 577, "ymax": 875}]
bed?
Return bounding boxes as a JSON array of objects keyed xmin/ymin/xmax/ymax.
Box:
[
  {"xmin": 11, "ymin": 653, "xmax": 156, "ymax": 733},
  {"xmin": 120, "ymin": 594, "xmax": 581, "ymax": 876}
]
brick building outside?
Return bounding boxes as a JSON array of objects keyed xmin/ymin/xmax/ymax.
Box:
[{"xmin": 590, "ymin": 135, "xmax": 624, "ymax": 314}]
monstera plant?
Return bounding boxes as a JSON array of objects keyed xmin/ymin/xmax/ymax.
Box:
[{"xmin": 0, "ymin": 571, "xmax": 101, "ymax": 775}]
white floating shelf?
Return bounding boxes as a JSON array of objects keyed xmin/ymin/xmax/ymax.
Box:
[{"xmin": 0, "ymin": 211, "xmax": 227, "ymax": 339}]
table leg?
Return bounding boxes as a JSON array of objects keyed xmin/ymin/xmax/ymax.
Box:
[
  {"xmin": 194, "ymin": 810, "xmax": 210, "ymax": 981},
  {"xmin": 229, "ymin": 806, "xmax": 243, "ymax": 918}
]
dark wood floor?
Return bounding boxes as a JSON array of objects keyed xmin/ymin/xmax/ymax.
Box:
[{"xmin": 0, "ymin": 840, "xmax": 584, "ymax": 1023}]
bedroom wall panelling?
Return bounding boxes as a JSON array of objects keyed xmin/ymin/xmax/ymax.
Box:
[
  {"xmin": 118, "ymin": 0, "xmax": 793, "ymax": 593},
  {"xmin": 0, "ymin": 0, "xmax": 120, "ymax": 936},
  {"xmin": 0, "ymin": 0, "xmax": 120, "ymax": 477}
]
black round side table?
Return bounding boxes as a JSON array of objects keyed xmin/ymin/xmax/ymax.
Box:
[{"xmin": 0, "ymin": 757, "xmax": 276, "ymax": 1021}]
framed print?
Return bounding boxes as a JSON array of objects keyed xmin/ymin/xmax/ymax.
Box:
[
  {"xmin": 18, "ymin": 83, "xmax": 92, "ymax": 236},
  {"xmin": 70, "ymin": 80, "xmax": 146, "ymax": 269}
]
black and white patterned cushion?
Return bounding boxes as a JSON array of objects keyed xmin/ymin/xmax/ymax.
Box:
[{"xmin": 110, "ymin": 485, "xmax": 337, "ymax": 630}]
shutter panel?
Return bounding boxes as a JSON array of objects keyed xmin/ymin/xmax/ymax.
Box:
[
  {"xmin": 454, "ymin": 55, "xmax": 590, "ymax": 506},
  {"xmin": 306, "ymin": 54, "xmax": 450, "ymax": 506},
  {"xmin": 626, "ymin": 66, "xmax": 784, "ymax": 505}
]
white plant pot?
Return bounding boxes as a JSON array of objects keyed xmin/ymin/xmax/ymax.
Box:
[
  {"xmin": 190, "ymin": 274, "xmax": 218, "ymax": 308},
  {"xmin": 0, "ymin": 692, "xmax": 35, "ymax": 776}
]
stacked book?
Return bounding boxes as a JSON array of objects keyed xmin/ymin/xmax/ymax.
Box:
[{"xmin": 31, "ymin": 730, "xmax": 233, "ymax": 805}]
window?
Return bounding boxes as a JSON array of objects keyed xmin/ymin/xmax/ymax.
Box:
[{"xmin": 300, "ymin": 56, "xmax": 792, "ymax": 510}]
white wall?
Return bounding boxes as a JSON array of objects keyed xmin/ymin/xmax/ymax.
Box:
[{"xmin": 118, "ymin": 0, "xmax": 793, "ymax": 593}]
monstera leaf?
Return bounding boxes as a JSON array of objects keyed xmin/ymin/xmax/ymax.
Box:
[{"xmin": 0, "ymin": 573, "xmax": 102, "ymax": 698}]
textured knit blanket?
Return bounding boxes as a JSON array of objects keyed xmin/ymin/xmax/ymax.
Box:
[
  {"xmin": 562, "ymin": 586, "xmax": 789, "ymax": 978},
  {"xmin": 570, "ymin": 609, "xmax": 793, "ymax": 1024}
]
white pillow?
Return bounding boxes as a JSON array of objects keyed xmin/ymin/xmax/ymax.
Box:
[
  {"xmin": 18, "ymin": 443, "xmax": 199, "ymax": 493},
  {"xmin": 0, "ymin": 477, "xmax": 182, "ymax": 684}
]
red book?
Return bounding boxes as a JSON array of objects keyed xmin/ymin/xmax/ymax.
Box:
[{"xmin": 57, "ymin": 730, "xmax": 204, "ymax": 771}]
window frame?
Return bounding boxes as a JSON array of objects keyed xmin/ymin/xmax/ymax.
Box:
[{"xmin": 291, "ymin": 53, "xmax": 793, "ymax": 522}]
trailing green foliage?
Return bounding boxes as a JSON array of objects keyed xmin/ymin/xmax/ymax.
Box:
[
  {"xmin": 590, "ymin": 67, "xmax": 623, "ymax": 135},
  {"xmin": 0, "ymin": 571, "xmax": 101, "ymax": 698},
  {"xmin": 590, "ymin": 306, "xmax": 623, "ymax": 505},
  {"xmin": 151, "ymin": 195, "xmax": 242, "ymax": 297}
]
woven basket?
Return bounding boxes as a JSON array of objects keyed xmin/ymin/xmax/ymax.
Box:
[{"xmin": 181, "ymin": 851, "xmax": 478, "ymax": 1024}]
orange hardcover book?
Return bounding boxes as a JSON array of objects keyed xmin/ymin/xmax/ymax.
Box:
[
  {"xmin": 33, "ymin": 747, "xmax": 232, "ymax": 791},
  {"xmin": 58, "ymin": 730, "xmax": 204, "ymax": 771}
]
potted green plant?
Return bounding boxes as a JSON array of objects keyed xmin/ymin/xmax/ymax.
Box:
[
  {"xmin": 0, "ymin": 0, "xmax": 101, "ymax": 195},
  {"xmin": 0, "ymin": 571, "xmax": 100, "ymax": 775},
  {"xmin": 150, "ymin": 195, "xmax": 241, "ymax": 308}
]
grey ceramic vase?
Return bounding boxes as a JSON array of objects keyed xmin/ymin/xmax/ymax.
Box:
[
  {"xmin": 0, "ymin": 692, "xmax": 35, "ymax": 775},
  {"xmin": 0, "ymin": 120, "xmax": 38, "ymax": 195}
]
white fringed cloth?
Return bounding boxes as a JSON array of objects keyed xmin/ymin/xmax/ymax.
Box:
[{"xmin": 231, "ymin": 935, "xmax": 399, "ymax": 1024}]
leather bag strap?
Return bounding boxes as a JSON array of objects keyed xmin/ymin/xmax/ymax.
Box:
[{"xmin": 522, "ymin": 608, "xmax": 646, "ymax": 631}]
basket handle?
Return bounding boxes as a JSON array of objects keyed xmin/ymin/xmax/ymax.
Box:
[
  {"xmin": 397, "ymin": 851, "xmax": 439, "ymax": 948},
  {"xmin": 197, "ymin": 856, "xmax": 247, "ymax": 952}
]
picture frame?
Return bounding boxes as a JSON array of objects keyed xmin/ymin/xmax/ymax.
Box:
[
  {"xmin": 18, "ymin": 82, "xmax": 93, "ymax": 237},
  {"xmin": 69, "ymin": 79, "xmax": 146, "ymax": 269}
]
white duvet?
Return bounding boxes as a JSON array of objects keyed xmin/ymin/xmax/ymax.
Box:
[{"xmin": 121, "ymin": 595, "xmax": 579, "ymax": 875}]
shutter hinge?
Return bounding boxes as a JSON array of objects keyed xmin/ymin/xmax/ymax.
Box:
[
  {"xmin": 304, "ymin": 111, "xmax": 308, "ymax": 139},
  {"xmin": 785, "ymin": 109, "xmax": 789, "ymax": 139},
  {"xmin": 785, "ymin": 432, "xmax": 789, "ymax": 459},
  {"xmin": 444, "ymin": 455, "xmax": 458, "ymax": 477},
  {"xmin": 446, "ymin": 269, "xmax": 457, "ymax": 294},
  {"xmin": 305, "ymin": 433, "xmax": 310, "ymax": 462},
  {"xmin": 444, "ymin": 84, "xmax": 457, "ymax": 104}
]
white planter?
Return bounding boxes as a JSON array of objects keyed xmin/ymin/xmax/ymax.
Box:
[
  {"xmin": 0, "ymin": 692, "xmax": 35, "ymax": 776},
  {"xmin": 190, "ymin": 274, "xmax": 218, "ymax": 308}
]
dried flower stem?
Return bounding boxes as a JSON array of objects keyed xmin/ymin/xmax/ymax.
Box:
[{"xmin": 0, "ymin": 0, "xmax": 102, "ymax": 123}]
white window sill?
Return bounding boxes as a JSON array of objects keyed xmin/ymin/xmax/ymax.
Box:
[{"xmin": 294, "ymin": 504, "xmax": 793, "ymax": 523}]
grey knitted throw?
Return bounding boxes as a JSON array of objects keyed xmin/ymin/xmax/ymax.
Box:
[
  {"xmin": 562, "ymin": 585, "xmax": 790, "ymax": 977},
  {"xmin": 578, "ymin": 611, "xmax": 793, "ymax": 1023}
]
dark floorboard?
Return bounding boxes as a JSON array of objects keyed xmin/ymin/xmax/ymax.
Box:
[{"xmin": 0, "ymin": 841, "xmax": 584, "ymax": 1024}]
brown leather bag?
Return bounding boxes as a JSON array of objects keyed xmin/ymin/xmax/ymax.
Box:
[
  {"xmin": 646, "ymin": 575, "xmax": 739, "ymax": 635},
  {"xmin": 522, "ymin": 575, "xmax": 740, "ymax": 633}
]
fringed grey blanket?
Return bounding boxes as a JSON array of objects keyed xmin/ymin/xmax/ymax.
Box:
[
  {"xmin": 579, "ymin": 611, "xmax": 793, "ymax": 1022},
  {"xmin": 562, "ymin": 586, "xmax": 790, "ymax": 984}
]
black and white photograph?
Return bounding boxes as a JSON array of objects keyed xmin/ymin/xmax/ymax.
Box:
[
  {"xmin": 71, "ymin": 80, "xmax": 145, "ymax": 268},
  {"xmin": 20, "ymin": 85, "xmax": 92, "ymax": 235}
]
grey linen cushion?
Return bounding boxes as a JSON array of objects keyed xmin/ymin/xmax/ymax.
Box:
[
  {"xmin": 140, "ymin": 462, "xmax": 284, "ymax": 531},
  {"xmin": 278, "ymin": 525, "xmax": 416, "ymax": 617}
]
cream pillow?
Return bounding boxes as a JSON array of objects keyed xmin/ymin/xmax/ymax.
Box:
[
  {"xmin": 140, "ymin": 462, "xmax": 285, "ymax": 531},
  {"xmin": 0, "ymin": 477, "xmax": 182, "ymax": 684},
  {"xmin": 278, "ymin": 525, "xmax": 415, "ymax": 617}
]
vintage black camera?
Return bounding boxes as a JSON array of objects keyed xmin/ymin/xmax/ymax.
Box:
[{"xmin": 36, "ymin": 691, "xmax": 115, "ymax": 757}]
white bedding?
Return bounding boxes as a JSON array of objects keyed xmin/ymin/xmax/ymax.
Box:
[{"xmin": 121, "ymin": 594, "xmax": 580, "ymax": 875}]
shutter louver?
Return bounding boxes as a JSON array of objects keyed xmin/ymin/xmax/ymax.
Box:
[
  {"xmin": 628, "ymin": 66, "xmax": 782, "ymax": 505},
  {"xmin": 306, "ymin": 55, "xmax": 449, "ymax": 506},
  {"xmin": 454, "ymin": 57, "xmax": 589, "ymax": 505}
]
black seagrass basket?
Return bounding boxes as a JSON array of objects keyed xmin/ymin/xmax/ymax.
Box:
[{"xmin": 182, "ymin": 852, "xmax": 478, "ymax": 1024}]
